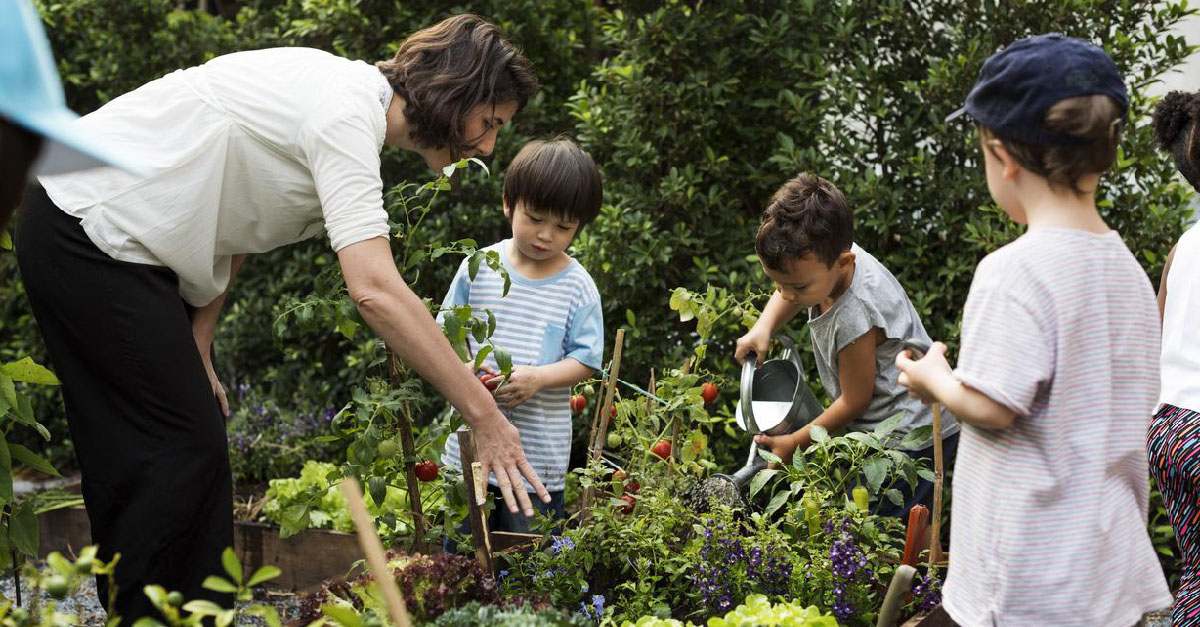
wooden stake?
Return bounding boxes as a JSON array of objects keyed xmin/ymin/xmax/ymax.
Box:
[
  {"xmin": 339, "ymin": 478, "xmax": 413, "ymax": 627},
  {"xmin": 457, "ymin": 430, "xmax": 494, "ymax": 573},
  {"xmin": 928, "ymin": 403, "xmax": 945, "ymax": 569},
  {"xmin": 389, "ymin": 354, "xmax": 428, "ymax": 554},
  {"xmin": 581, "ymin": 329, "xmax": 626, "ymax": 519}
]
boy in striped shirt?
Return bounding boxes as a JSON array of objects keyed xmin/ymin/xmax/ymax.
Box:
[
  {"xmin": 442, "ymin": 138, "xmax": 604, "ymax": 533},
  {"xmin": 896, "ymin": 34, "xmax": 1171, "ymax": 625}
]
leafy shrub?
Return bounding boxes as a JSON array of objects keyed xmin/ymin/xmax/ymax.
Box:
[
  {"xmin": 226, "ymin": 384, "xmax": 343, "ymax": 484},
  {"xmin": 620, "ymin": 595, "xmax": 837, "ymax": 627},
  {"xmin": 432, "ymin": 602, "xmax": 590, "ymax": 627},
  {"xmin": 259, "ymin": 460, "xmax": 422, "ymax": 538}
]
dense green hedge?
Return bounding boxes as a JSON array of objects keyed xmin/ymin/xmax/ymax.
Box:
[{"xmin": 2, "ymin": 0, "xmax": 1194, "ymax": 475}]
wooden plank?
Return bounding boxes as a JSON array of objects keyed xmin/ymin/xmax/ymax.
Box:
[
  {"xmin": 456, "ymin": 430, "xmax": 494, "ymax": 573},
  {"xmin": 929, "ymin": 403, "xmax": 945, "ymax": 568},
  {"xmin": 340, "ymin": 478, "xmax": 412, "ymax": 627},
  {"xmin": 580, "ymin": 329, "xmax": 626, "ymax": 521}
]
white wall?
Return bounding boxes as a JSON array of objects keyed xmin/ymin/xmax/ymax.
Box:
[{"xmin": 1152, "ymin": 9, "xmax": 1200, "ymax": 96}]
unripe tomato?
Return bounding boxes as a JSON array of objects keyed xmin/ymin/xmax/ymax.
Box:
[
  {"xmin": 651, "ymin": 440, "xmax": 672, "ymax": 460},
  {"xmin": 167, "ymin": 591, "xmax": 185, "ymax": 607},
  {"xmin": 414, "ymin": 460, "xmax": 439, "ymax": 482},
  {"xmin": 607, "ymin": 432, "xmax": 622, "ymax": 448},
  {"xmin": 582, "ymin": 384, "xmax": 596, "ymax": 397},
  {"xmin": 701, "ymin": 382, "xmax": 719, "ymax": 404},
  {"xmin": 45, "ymin": 575, "xmax": 69, "ymax": 600},
  {"xmin": 74, "ymin": 555, "xmax": 94, "ymax": 575},
  {"xmin": 377, "ymin": 439, "xmax": 398, "ymax": 459}
]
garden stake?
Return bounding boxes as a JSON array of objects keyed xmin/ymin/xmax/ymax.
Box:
[
  {"xmin": 876, "ymin": 564, "xmax": 917, "ymax": 627},
  {"xmin": 929, "ymin": 403, "xmax": 945, "ymax": 569},
  {"xmin": 389, "ymin": 354, "xmax": 429, "ymax": 554},
  {"xmin": 456, "ymin": 430, "xmax": 495, "ymax": 574},
  {"xmin": 581, "ymin": 328, "xmax": 625, "ymax": 521},
  {"xmin": 338, "ymin": 477, "xmax": 413, "ymax": 627}
]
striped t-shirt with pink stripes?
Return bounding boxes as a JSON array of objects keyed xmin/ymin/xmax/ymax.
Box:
[{"xmin": 944, "ymin": 228, "xmax": 1172, "ymax": 626}]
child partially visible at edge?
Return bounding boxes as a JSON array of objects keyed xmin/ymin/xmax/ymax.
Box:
[
  {"xmin": 734, "ymin": 172, "xmax": 960, "ymax": 520},
  {"xmin": 441, "ymin": 138, "xmax": 604, "ymax": 535},
  {"xmin": 895, "ymin": 34, "xmax": 1172, "ymax": 626}
]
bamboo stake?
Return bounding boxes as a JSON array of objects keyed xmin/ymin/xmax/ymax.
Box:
[
  {"xmin": 389, "ymin": 355, "xmax": 428, "ymax": 554},
  {"xmin": 339, "ymin": 478, "xmax": 413, "ymax": 627},
  {"xmin": 580, "ymin": 329, "xmax": 626, "ymax": 519},
  {"xmin": 928, "ymin": 403, "xmax": 945, "ymax": 569},
  {"xmin": 667, "ymin": 358, "xmax": 692, "ymax": 475}
]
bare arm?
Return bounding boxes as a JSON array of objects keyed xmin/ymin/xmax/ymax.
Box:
[
  {"xmin": 895, "ymin": 342, "xmax": 1015, "ymax": 430},
  {"xmin": 756, "ymin": 327, "xmax": 881, "ymax": 462},
  {"xmin": 338, "ymin": 237, "xmax": 549, "ymax": 515},
  {"xmin": 1159, "ymin": 244, "xmax": 1177, "ymax": 324},
  {"xmin": 193, "ymin": 253, "xmax": 248, "ymax": 417}
]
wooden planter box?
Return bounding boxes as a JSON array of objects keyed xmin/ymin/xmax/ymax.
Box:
[{"xmin": 37, "ymin": 507, "xmax": 363, "ymax": 591}]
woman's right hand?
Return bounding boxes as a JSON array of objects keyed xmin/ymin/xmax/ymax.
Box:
[{"xmin": 735, "ymin": 327, "xmax": 771, "ymax": 367}]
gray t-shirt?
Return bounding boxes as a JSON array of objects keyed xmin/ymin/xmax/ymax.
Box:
[{"xmin": 807, "ymin": 244, "xmax": 959, "ymax": 450}]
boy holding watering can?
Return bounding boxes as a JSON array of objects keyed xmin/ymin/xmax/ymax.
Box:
[{"xmin": 735, "ymin": 172, "xmax": 958, "ymax": 518}]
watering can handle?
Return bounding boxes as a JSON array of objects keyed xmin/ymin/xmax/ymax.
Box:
[
  {"xmin": 774, "ymin": 334, "xmax": 803, "ymax": 375},
  {"xmin": 902, "ymin": 338, "xmax": 932, "ymax": 360},
  {"xmin": 740, "ymin": 353, "xmax": 760, "ymax": 434}
]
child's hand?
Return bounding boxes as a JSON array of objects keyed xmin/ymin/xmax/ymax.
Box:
[
  {"xmin": 754, "ymin": 430, "xmax": 807, "ymax": 466},
  {"xmin": 895, "ymin": 341, "xmax": 953, "ymax": 404},
  {"xmin": 493, "ymin": 365, "xmax": 543, "ymax": 408},
  {"xmin": 735, "ymin": 328, "xmax": 772, "ymax": 366}
]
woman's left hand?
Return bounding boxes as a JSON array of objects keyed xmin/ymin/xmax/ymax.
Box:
[{"xmin": 493, "ymin": 365, "xmax": 542, "ymax": 408}]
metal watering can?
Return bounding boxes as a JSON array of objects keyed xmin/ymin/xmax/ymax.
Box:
[{"xmin": 707, "ymin": 335, "xmax": 824, "ymax": 504}]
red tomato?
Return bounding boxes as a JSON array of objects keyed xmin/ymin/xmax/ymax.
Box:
[
  {"xmin": 626, "ymin": 480, "xmax": 640, "ymax": 494},
  {"xmin": 651, "ymin": 440, "xmax": 672, "ymax": 461},
  {"xmin": 701, "ymin": 382, "xmax": 719, "ymax": 404},
  {"xmin": 619, "ymin": 494, "xmax": 636, "ymax": 514},
  {"xmin": 414, "ymin": 460, "xmax": 439, "ymax": 482},
  {"xmin": 478, "ymin": 373, "xmax": 500, "ymax": 391},
  {"xmin": 570, "ymin": 394, "xmax": 587, "ymax": 413}
]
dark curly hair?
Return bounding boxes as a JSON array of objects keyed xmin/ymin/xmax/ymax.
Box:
[
  {"xmin": 377, "ymin": 14, "xmax": 539, "ymax": 157},
  {"xmin": 1152, "ymin": 90, "xmax": 1200, "ymax": 192},
  {"xmin": 755, "ymin": 173, "xmax": 854, "ymax": 271}
]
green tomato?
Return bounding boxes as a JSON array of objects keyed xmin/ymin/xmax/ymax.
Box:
[
  {"xmin": 45, "ymin": 575, "xmax": 69, "ymax": 600},
  {"xmin": 74, "ymin": 555, "xmax": 94, "ymax": 575},
  {"xmin": 607, "ymin": 432, "xmax": 622, "ymax": 448},
  {"xmin": 167, "ymin": 591, "xmax": 185, "ymax": 607},
  {"xmin": 582, "ymin": 384, "xmax": 596, "ymax": 397},
  {"xmin": 377, "ymin": 439, "xmax": 398, "ymax": 459}
]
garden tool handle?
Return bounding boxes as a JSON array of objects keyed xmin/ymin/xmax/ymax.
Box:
[
  {"xmin": 876, "ymin": 564, "xmax": 917, "ymax": 627},
  {"xmin": 740, "ymin": 353, "xmax": 760, "ymax": 434}
]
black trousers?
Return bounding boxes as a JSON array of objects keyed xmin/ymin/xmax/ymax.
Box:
[{"xmin": 15, "ymin": 186, "xmax": 233, "ymax": 625}]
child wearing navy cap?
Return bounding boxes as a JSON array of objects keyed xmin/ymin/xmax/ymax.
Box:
[{"xmin": 896, "ymin": 34, "xmax": 1172, "ymax": 625}]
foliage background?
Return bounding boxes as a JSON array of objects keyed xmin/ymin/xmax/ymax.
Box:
[{"xmin": 1, "ymin": 1, "xmax": 1194, "ymax": 577}]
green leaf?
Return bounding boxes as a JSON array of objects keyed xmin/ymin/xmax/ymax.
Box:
[
  {"xmin": 246, "ymin": 566, "xmax": 282, "ymax": 588},
  {"xmin": 494, "ymin": 349, "xmax": 512, "ymax": 375},
  {"xmin": 468, "ymin": 252, "xmax": 483, "ymax": 280},
  {"xmin": 885, "ymin": 488, "xmax": 904, "ymax": 506},
  {"xmin": 247, "ymin": 605, "xmax": 282, "ymax": 627},
  {"xmin": 1, "ymin": 358, "xmax": 59, "ymax": 385},
  {"xmin": 873, "ymin": 412, "xmax": 905, "ymax": 439},
  {"xmin": 182, "ymin": 599, "xmax": 228, "ymax": 615},
  {"xmin": 9, "ymin": 443, "xmax": 60, "ymax": 477},
  {"xmin": 844, "ymin": 431, "xmax": 882, "ymax": 450},
  {"xmin": 221, "ymin": 547, "xmax": 242, "ymax": 585},
  {"xmin": 765, "ymin": 489, "xmax": 789, "ymax": 516},
  {"xmin": 0, "ymin": 232, "xmax": 11, "ymax": 250},
  {"xmin": 143, "ymin": 585, "xmax": 169, "ymax": 608},
  {"xmin": 748, "ymin": 468, "xmax": 780, "ymax": 498},
  {"xmin": 472, "ymin": 345, "xmax": 493, "ymax": 371},
  {"xmin": 9, "ymin": 500, "xmax": 38, "ymax": 558},
  {"xmin": 0, "ymin": 374, "xmax": 15, "ymax": 410},
  {"xmin": 322, "ymin": 604, "xmax": 365, "ymax": 627},
  {"xmin": 809, "ymin": 424, "xmax": 829, "ymax": 444},
  {"xmin": 899, "ymin": 425, "xmax": 934, "ymax": 450},
  {"xmin": 202, "ymin": 576, "xmax": 238, "ymax": 594},
  {"xmin": 0, "ymin": 441, "xmax": 13, "ymax": 506},
  {"xmin": 862, "ymin": 457, "xmax": 889, "ymax": 494},
  {"xmin": 336, "ymin": 317, "xmax": 359, "ymax": 340},
  {"xmin": 756, "ymin": 449, "xmax": 782, "ymax": 465},
  {"xmin": 917, "ymin": 468, "xmax": 937, "ymax": 482}
]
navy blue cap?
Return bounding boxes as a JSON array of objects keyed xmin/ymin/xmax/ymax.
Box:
[{"xmin": 947, "ymin": 33, "xmax": 1128, "ymax": 145}]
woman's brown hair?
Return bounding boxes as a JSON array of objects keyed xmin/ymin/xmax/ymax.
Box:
[
  {"xmin": 981, "ymin": 94, "xmax": 1124, "ymax": 194},
  {"xmin": 377, "ymin": 14, "xmax": 538, "ymax": 157}
]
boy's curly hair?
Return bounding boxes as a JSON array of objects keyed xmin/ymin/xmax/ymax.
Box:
[
  {"xmin": 377, "ymin": 14, "xmax": 539, "ymax": 158},
  {"xmin": 1152, "ymin": 90, "xmax": 1200, "ymax": 192},
  {"xmin": 756, "ymin": 173, "xmax": 853, "ymax": 271}
]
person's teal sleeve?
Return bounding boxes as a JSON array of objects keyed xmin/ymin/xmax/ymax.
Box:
[
  {"xmin": 436, "ymin": 260, "xmax": 471, "ymax": 325},
  {"xmin": 564, "ymin": 299, "xmax": 604, "ymax": 371}
]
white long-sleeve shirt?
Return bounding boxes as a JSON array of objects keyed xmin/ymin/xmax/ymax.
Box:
[{"xmin": 40, "ymin": 47, "xmax": 393, "ymax": 306}]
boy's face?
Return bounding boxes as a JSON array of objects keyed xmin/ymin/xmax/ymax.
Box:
[
  {"xmin": 504, "ymin": 202, "xmax": 580, "ymax": 263},
  {"xmin": 762, "ymin": 251, "xmax": 854, "ymax": 309}
]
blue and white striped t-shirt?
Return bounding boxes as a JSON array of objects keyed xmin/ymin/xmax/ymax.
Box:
[{"xmin": 441, "ymin": 240, "xmax": 604, "ymax": 492}]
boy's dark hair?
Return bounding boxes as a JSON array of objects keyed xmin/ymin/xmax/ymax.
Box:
[
  {"xmin": 503, "ymin": 138, "xmax": 603, "ymax": 228},
  {"xmin": 756, "ymin": 173, "xmax": 854, "ymax": 270},
  {"xmin": 1152, "ymin": 90, "xmax": 1200, "ymax": 192},
  {"xmin": 377, "ymin": 14, "xmax": 539, "ymax": 158},
  {"xmin": 981, "ymin": 94, "xmax": 1124, "ymax": 194}
]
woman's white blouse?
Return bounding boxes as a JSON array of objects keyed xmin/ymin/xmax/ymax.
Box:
[{"xmin": 39, "ymin": 47, "xmax": 394, "ymax": 306}]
